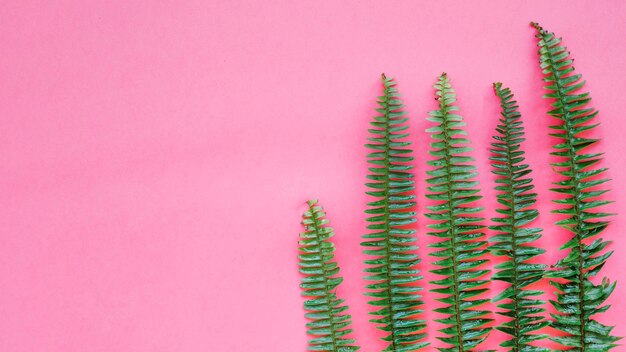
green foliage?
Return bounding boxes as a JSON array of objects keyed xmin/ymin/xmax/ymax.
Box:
[
  {"xmin": 532, "ymin": 22, "xmax": 620, "ymax": 351},
  {"xmin": 299, "ymin": 200, "xmax": 360, "ymax": 352},
  {"xmin": 362, "ymin": 74, "xmax": 428, "ymax": 351},
  {"xmin": 425, "ymin": 73, "xmax": 492, "ymax": 351},
  {"xmin": 489, "ymin": 82, "xmax": 549, "ymax": 351}
]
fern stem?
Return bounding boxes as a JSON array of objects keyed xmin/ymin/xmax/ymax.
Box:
[
  {"xmin": 438, "ymin": 77, "xmax": 465, "ymax": 352},
  {"xmin": 380, "ymin": 76, "xmax": 400, "ymax": 349},
  {"xmin": 502, "ymin": 119, "xmax": 522, "ymax": 351},
  {"xmin": 505, "ymin": 145, "xmax": 523, "ymax": 352}
]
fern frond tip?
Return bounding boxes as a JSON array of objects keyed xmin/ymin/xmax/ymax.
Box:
[
  {"xmin": 530, "ymin": 21, "xmax": 542, "ymax": 31},
  {"xmin": 298, "ymin": 201, "xmax": 360, "ymax": 351}
]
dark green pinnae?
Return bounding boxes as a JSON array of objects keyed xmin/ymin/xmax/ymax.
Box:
[
  {"xmin": 489, "ymin": 82, "xmax": 549, "ymax": 351},
  {"xmin": 533, "ymin": 22, "xmax": 620, "ymax": 351},
  {"xmin": 298, "ymin": 200, "xmax": 360, "ymax": 352},
  {"xmin": 425, "ymin": 73, "xmax": 492, "ymax": 352},
  {"xmin": 361, "ymin": 74, "xmax": 428, "ymax": 351}
]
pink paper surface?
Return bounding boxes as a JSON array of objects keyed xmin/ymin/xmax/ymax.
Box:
[{"xmin": 1, "ymin": 1, "xmax": 625, "ymax": 351}]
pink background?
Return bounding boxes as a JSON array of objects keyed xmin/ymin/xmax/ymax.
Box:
[{"xmin": 1, "ymin": 1, "xmax": 625, "ymax": 351}]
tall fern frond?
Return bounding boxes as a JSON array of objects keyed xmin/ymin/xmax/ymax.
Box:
[
  {"xmin": 299, "ymin": 200, "xmax": 360, "ymax": 352},
  {"xmin": 362, "ymin": 74, "xmax": 428, "ymax": 351},
  {"xmin": 426, "ymin": 73, "xmax": 492, "ymax": 351},
  {"xmin": 489, "ymin": 82, "xmax": 549, "ymax": 351},
  {"xmin": 532, "ymin": 22, "xmax": 620, "ymax": 351}
]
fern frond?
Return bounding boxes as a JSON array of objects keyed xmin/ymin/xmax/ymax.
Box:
[
  {"xmin": 532, "ymin": 22, "xmax": 620, "ymax": 351},
  {"xmin": 362, "ymin": 74, "xmax": 428, "ymax": 351},
  {"xmin": 299, "ymin": 199, "xmax": 360, "ymax": 352},
  {"xmin": 426, "ymin": 73, "xmax": 492, "ymax": 352},
  {"xmin": 489, "ymin": 82, "xmax": 549, "ymax": 351}
]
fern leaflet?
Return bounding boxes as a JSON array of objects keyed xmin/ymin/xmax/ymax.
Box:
[
  {"xmin": 362, "ymin": 74, "xmax": 428, "ymax": 351},
  {"xmin": 299, "ymin": 200, "xmax": 360, "ymax": 351}
]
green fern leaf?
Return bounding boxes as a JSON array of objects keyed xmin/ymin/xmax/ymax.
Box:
[
  {"xmin": 299, "ymin": 199, "xmax": 360, "ymax": 352},
  {"xmin": 489, "ymin": 82, "xmax": 549, "ymax": 351},
  {"xmin": 362, "ymin": 74, "xmax": 429, "ymax": 351},
  {"xmin": 426, "ymin": 73, "xmax": 493, "ymax": 352},
  {"xmin": 532, "ymin": 22, "xmax": 621, "ymax": 351}
]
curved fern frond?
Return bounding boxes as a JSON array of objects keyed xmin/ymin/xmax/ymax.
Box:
[
  {"xmin": 489, "ymin": 82, "xmax": 549, "ymax": 351},
  {"xmin": 299, "ymin": 200, "xmax": 360, "ymax": 352},
  {"xmin": 426, "ymin": 73, "xmax": 492, "ymax": 352},
  {"xmin": 362, "ymin": 74, "xmax": 428, "ymax": 351},
  {"xmin": 532, "ymin": 22, "xmax": 621, "ymax": 351}
]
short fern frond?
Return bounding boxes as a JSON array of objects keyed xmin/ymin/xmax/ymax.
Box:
[
  {"xmin": 426, "ymin": 73, "xmax": 492, "ymax": 352},
  {"xmin": 489, "ymin": 82, "xmax": 549, "ymax": 351},
  {"xmin": 362, "ymin": 74, "xmax": 428, "ymax": 351},
  {"xmin": 532, "ymin": 22, "xmax": 620, "ymax": 350},
  {"xmin": 299, "ymin": 200, "xmax": 360, "ymax": 352}
]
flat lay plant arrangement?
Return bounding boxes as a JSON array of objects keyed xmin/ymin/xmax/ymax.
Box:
[{"xmin": 296, "ymin": 22, "xmax": 620, "ymax": 352}]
